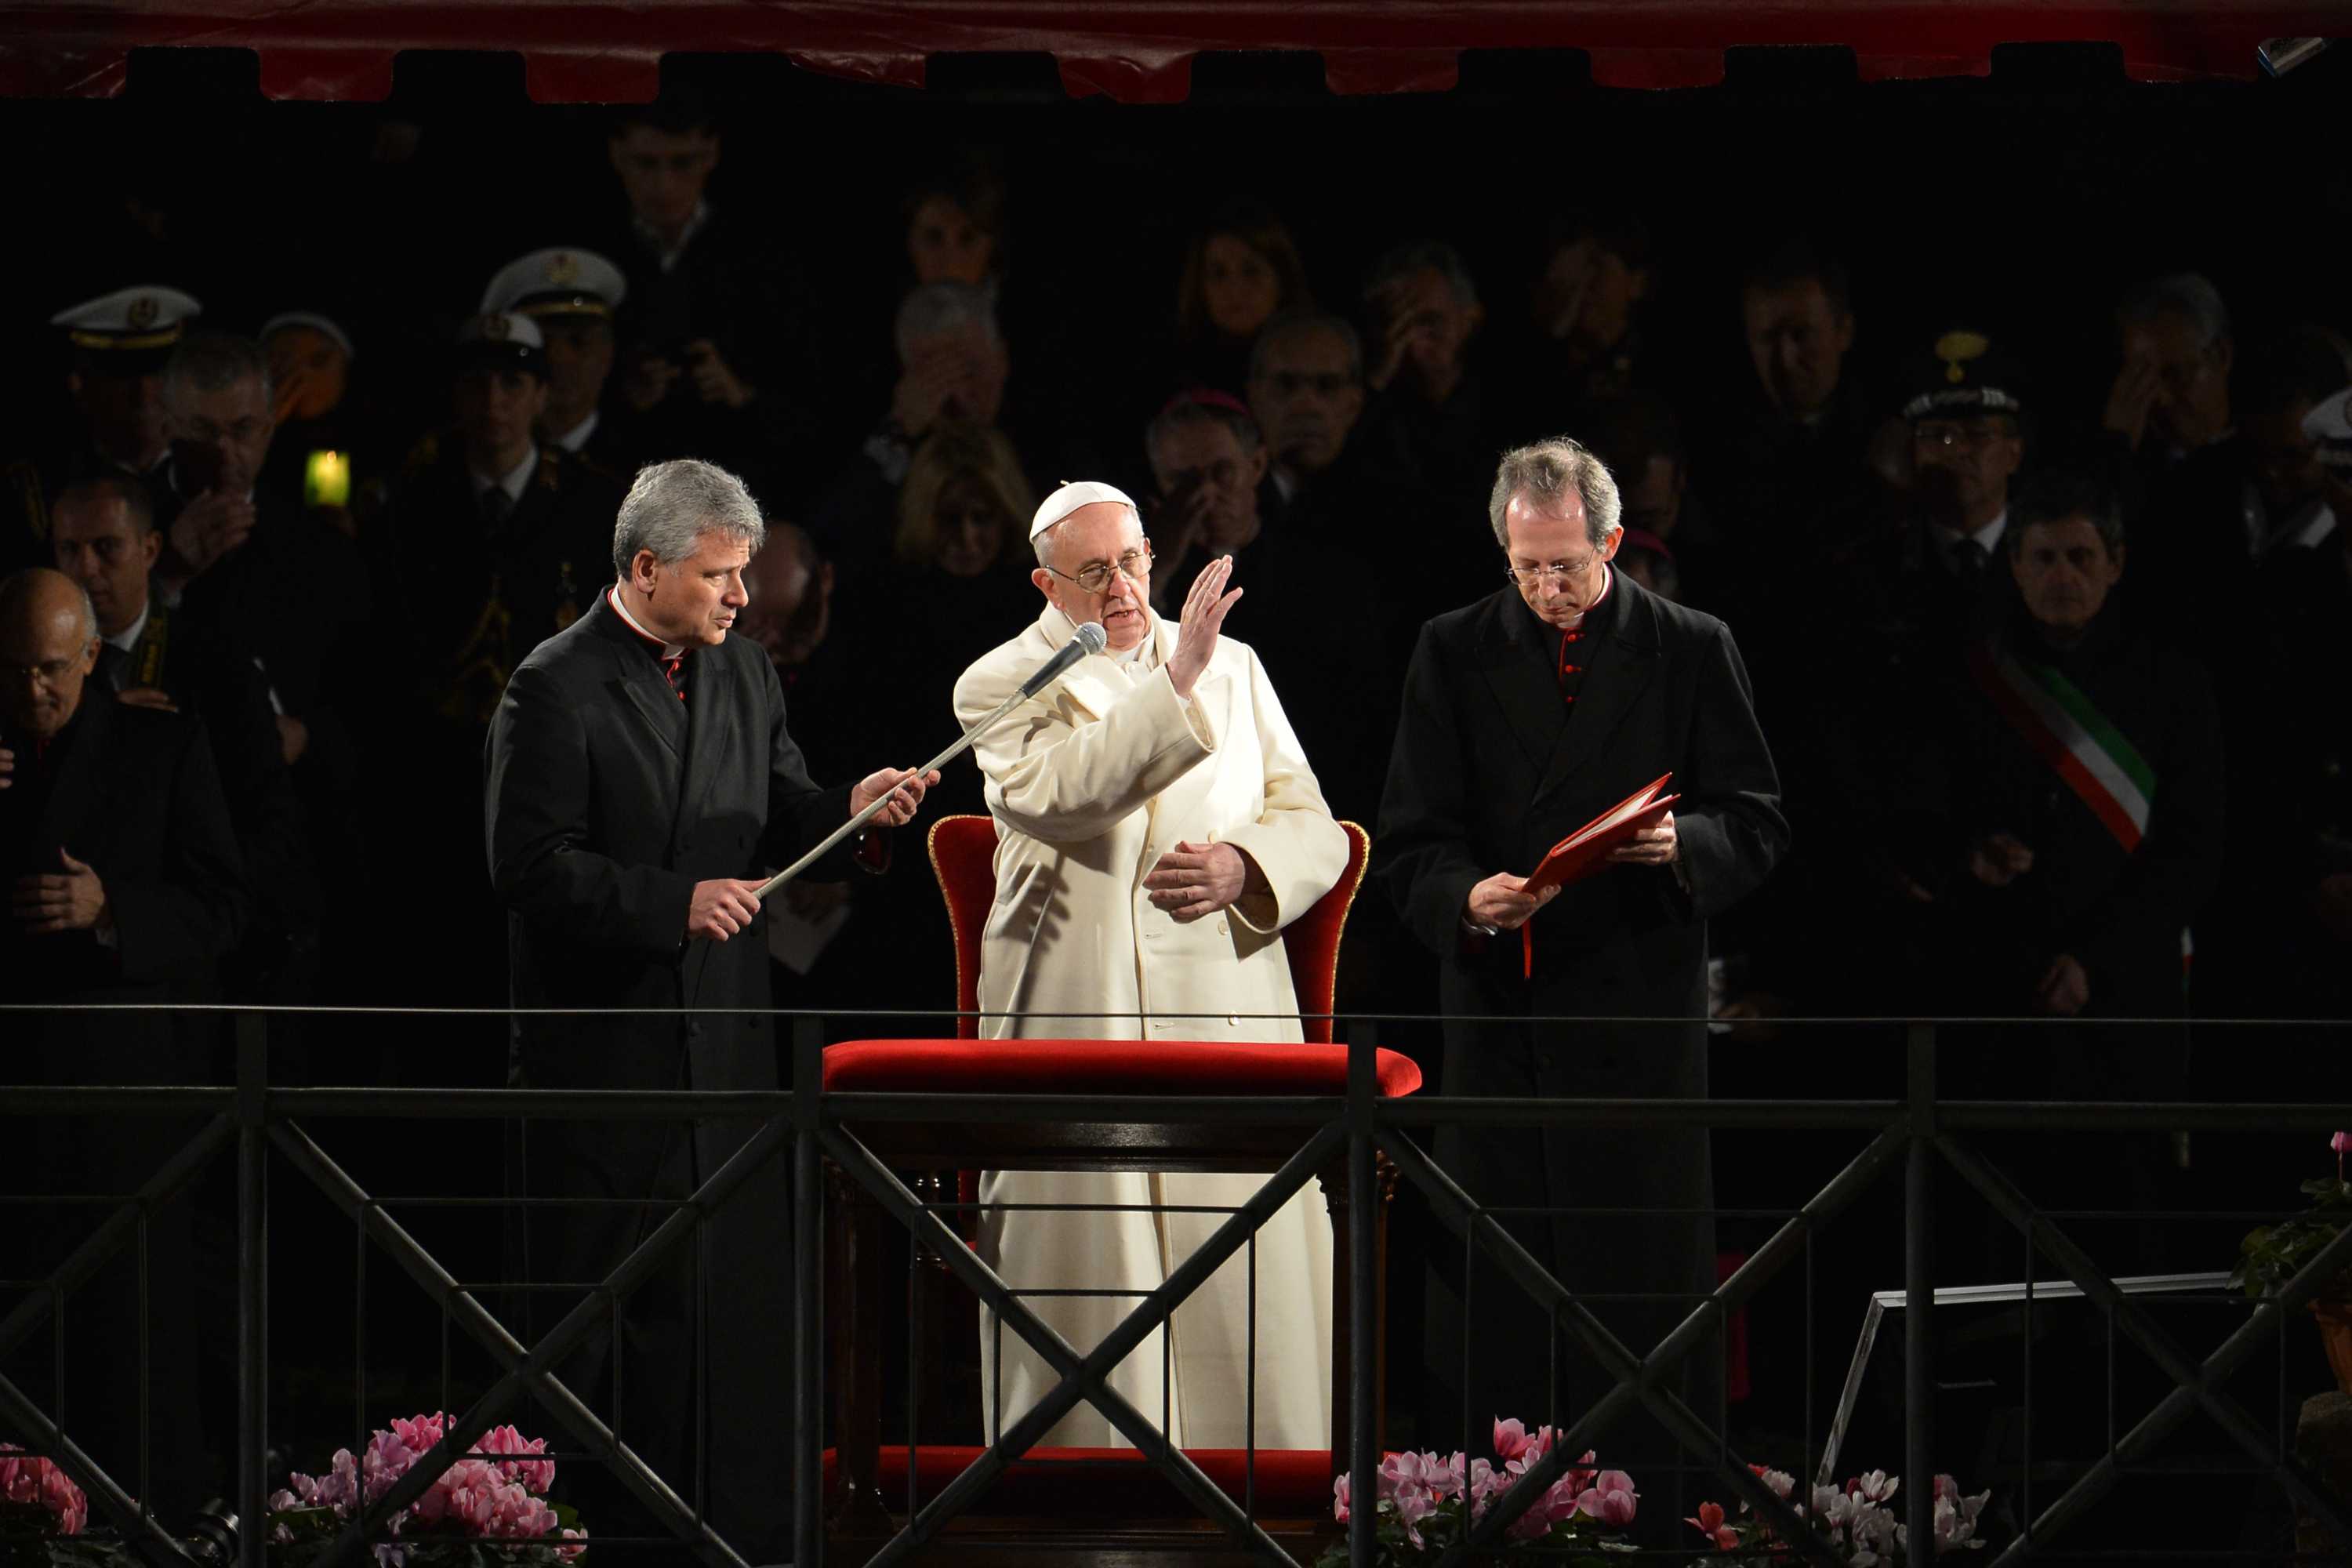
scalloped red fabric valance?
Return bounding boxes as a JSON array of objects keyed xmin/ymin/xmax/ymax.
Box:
[{"xmin": 0, "ymin": 2, "xmax": 2335, "ymax": 102}]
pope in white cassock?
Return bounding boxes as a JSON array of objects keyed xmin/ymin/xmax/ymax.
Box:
[{"xmin": 952, "ymin": 480, "xmax": 1349, "ymax": 1449}]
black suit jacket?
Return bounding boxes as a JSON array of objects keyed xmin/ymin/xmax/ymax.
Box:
[
  {"xmin": 2, "ymin": 685, "xmax": 249, "ymax": 1001},
  {"xmin": 485, "ymin": 590, "xmax": 861, "ymax": 1094},
  {"xmin": 1379, "ymin": 572, "xmax": 1787, "ymax": 1021}
]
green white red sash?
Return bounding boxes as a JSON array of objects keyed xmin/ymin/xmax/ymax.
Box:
[{"xmin": 1968, "ymin": 645, "xmax": 2154, "ymax": 852}]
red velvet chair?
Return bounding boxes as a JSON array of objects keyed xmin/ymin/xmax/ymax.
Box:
[{"xmin": 820, "ymin": 814, "xmax": 1414, "ymax": 1543}]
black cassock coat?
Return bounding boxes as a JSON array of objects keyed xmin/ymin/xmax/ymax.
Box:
[
  {"xmin": 2, "ymin": 687, "xmax": 248, "ymax": 1517},
  {"xmin": 1377, "ymin": 572, "xmax": 1786, "ymax": 1469},
  {"xmin": 483, "ymin": 591, "xmax": 862, "ymax": 1558}
]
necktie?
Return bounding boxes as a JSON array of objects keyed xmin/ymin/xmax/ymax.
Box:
[
  {"xmin": 480, "ymin": 486, "xmax": 514, "ymax": 530},
  {"xmin": 1951, "ymin": 538, "xmax": 1989, "ymax": 583}
]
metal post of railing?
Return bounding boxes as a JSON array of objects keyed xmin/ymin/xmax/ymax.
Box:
[
  {"xmin": 792, "ymin": 1014, "xmax": 825, "ymax": 1568},
  {"xmin": 1346, "ymin": 1021, "xmax": 1377, "ymax": 1566},
  {"xmin": 235, "ymin": 1011, "xmax": 269, "ymax": 1568},
  {"xmin": 1904, "ymin": 1022, "xmax": 1935, "ymax": 1566}
]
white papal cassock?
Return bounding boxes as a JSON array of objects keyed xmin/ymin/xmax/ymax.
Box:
[{"xmin": 951, "ymin": 601, "xmax": 1348, "ymax": 1450}]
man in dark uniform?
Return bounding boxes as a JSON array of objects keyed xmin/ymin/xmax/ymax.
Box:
[
  {"xmin": 485, "ymin": 458, "xmax": 935, "ymax": 1563},
  {"xmin": 3, "ymin": 286, "xmax": 202, "ymax": 572},
  {"xmin": 386, "ymin": 313, "xmax": 625, "ymax": 733},
  {"xmin": 1803, "ymin": 332, "xmax": 2039, "ymax": 1021},
  {"xmin": 1, "ymin": 566, "xmax": 248, "ymax": 1519},
  {"xmin": 50, "ymin": 476, "xmax": 316, "ymax": 996},
  {"xmin": 1377, "ymin": 437, "xmax": 1785, "ymax": 1508},
  {"xmin": 481, "ymin": 247, "xmax": 639, "ymax": 478},
  {"xmin": 377, "ymin": 312, "xmax": 625, "ymax": 1006}
]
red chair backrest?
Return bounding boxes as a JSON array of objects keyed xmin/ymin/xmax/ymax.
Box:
[{"xmin": 924, "ymin": 815, "xmax": 1370, "ymax": 1043}]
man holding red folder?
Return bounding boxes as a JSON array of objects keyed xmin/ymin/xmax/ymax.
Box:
[{"xmin": 1377, "ymin": 436, "xmax": 1785, "ymax": 1502}]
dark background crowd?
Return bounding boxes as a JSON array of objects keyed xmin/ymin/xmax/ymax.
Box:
[{"xmin": 4, "ymin": 44, "xmax": 2348, "ymax": 1531}]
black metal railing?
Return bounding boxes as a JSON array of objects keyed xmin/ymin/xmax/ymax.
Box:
[{"xmin": 2, "ymin": 1006, "xmax": 2347, "ymax": 1566}]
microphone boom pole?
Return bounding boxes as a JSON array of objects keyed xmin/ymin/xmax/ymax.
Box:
[{"xmin": 750, "ymin": 622, "xmax": 1105, "ymax": 901}]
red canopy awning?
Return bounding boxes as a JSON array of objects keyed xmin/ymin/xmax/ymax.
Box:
[{"xmin": 0, "ymin": 0, "xmax": 2337, "ymax": 102}]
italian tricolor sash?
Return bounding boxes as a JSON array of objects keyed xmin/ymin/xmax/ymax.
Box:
[{"xmin": 1968, "ymin": 644, "xmax": 2154, "ymax": 852}]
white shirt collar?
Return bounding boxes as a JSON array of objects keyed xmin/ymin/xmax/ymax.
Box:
[
  {"xmin": 105, "ymin": 597, "xmax": 151, "ymax": 655},
  {"xmin": 474, "ymin": 444, "xmax": 538, "ymax": 506},
  {"xmin": 635, "ymin": 201, "xmax": 710, "ymax": 274},
  {"xmin": 552, "ymin": 410, "xmax": 599, "ymax": 456},
  {"xmin": 1931, "ymin": 507, "xmax": 2007, "ymax": 559},
  {"xmin": 1973, "ymin": 508, "xmax": 2009, "ymax": 554},
  {"xmin": 1554, "ymin": 562, "xmax": 1616, "ymax": 630},
  {"xmin": 606, "ymin": 584, "xmax": 685, "ymax": 660}
]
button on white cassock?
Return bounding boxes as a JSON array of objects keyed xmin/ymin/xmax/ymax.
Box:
[{"xmin": 952, "ymin": 601, "xmax": 1348, "ymax": 1450}]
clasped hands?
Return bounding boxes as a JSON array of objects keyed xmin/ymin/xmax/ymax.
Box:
[
  {"xmin": 11, "ymin": 845, "xmax": 108, "ymax": 937},
  {"xmin": 686, "ymin": 765, "xmax": 940, "ymax": 943}
]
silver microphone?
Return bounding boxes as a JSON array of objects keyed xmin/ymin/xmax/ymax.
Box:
[{"xmin": 1018, "ymin": 620, "xmax": 1108, "ymax": 697}]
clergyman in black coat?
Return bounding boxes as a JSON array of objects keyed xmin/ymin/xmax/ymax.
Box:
[
  {"xmin": 2, "ymin": 567, "xmax": 249, "ymax": 1519},
  {"xmin": 484, "ymin": 459, "xmax": 935, "ymax": 1562},
  {"xmin": 1377, "ymin": 440, "xmax": 1786, "ymax": 1498}
]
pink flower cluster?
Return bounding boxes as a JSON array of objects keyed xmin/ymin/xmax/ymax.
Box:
[
  {"xmin": 2334, "ymin": 1130, "xmax": 2349, "ymax": 1180},
  {"xmin": 268, "ymin": 1414, "xmax": 585, "ymax": 1565},
  {"xmin": 0, "ymin": 1444, "xmax": 88, "ymax": 1536},
  {"xmin": 1688, "ymin": 1465, "xmax": 1989, "ymax": 1564},
  {"xmin": 1329, "ymin": 1417, "xmax": 1638, "ymax": 1552}
]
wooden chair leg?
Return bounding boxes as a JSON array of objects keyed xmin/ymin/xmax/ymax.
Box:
[
  {"xmin": 824, "ymin": 1160, "xmax": 891, "ymax": 1528},
  {"xmin": 1322, "ymin": 1149, "xmax": 1396, "ymax": 1483}
]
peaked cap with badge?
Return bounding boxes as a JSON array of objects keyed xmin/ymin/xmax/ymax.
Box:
[
  {"xmin": 481, "ymin": 248, "xmax": 628, "ymax": 321},
  {"xmin": 1899, "ymin": 328, "xmax": 2030, "ymax": 422},
  {"xmin": 50, "ymin": 285, "xmax": 204, "ymax": 372}
]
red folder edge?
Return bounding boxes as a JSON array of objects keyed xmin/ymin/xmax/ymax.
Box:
[{"xmin": 1515, "ymin": 772, "xmax": 1679, "ymax": 979}]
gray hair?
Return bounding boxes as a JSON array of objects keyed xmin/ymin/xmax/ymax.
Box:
[
  {"xmin": 1366, "ymin": 238, "xmax": 1479, "ymax": 310},
  {"xmin": 1488, "ymin": 437, "xmax": 1623, "ymax": 551},
  {"xmin": 612, "ymin": 458, "xmax": 767, "ymax": 579},
  {"xmin": 2119, "ymin": 272, "xmax": 2230, "ymax": 348},
  {"xmin": 895, "ymin": 281, "xmax": 1002, "ymax": 360},
  {"xmin": 162, "ymin": 328, "xmax": 274, "ymax": 412},
  {"xmin": 1248, "ymin": 311, "xmax": 1364, "ymax": 387}
]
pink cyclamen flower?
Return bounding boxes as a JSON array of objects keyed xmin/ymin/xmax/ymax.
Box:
[
  {"xmin": 0, "ymin": 1448, "xmax": 90, "ymax": 1537},
  {"xmin": 1687, "ymin": 1501, "xmax": 1741, "ymax": 1551},
  {"xmin": 1377, "ymin": 1449, "xmax": 1439, "ymax": 1502},
  {"xmin": 1578, "ymin": 1469, "xmax": 1639, "ymax": 1527},
  {"xmin": 1493, "ymin": 1418, "xmax": 1534, "ymax": 1462},
  {"xmin": 558, "ymin": 1525, "xmax": 589, "ymax": 1563},
  {"xmin": 2335, "ymin": 1130, "xmax": 2350, "ymax": 1178},
  {"xmin": 1331, "ymin": 1472, "xmax": 1350, "ymax": 1523},
  {"xmin": 475, "ymin": 1425, "xmax": 557, "ymax": 1495},
  {"xmin": 40, "ymin": 1464, "xmax": 88, "ymax": 1535},
  {"xmin": 1390, "ymin": 1483, "xmax": 1435, "ymax": 1548}
]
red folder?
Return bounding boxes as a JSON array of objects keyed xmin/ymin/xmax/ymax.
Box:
[{"xmin": 1520, "ymin": 772, "xmax": 1679, "ymax": 896}]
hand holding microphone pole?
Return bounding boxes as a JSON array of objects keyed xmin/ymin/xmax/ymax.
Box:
[{"xmin": 743, "ymin": 621, "xmax": 1107, "ymax": 905}]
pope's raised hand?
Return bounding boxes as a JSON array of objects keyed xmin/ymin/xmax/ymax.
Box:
[{"xmin": 1167, "ymin": 554, "xmax": 1242, "ymax": 700}]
